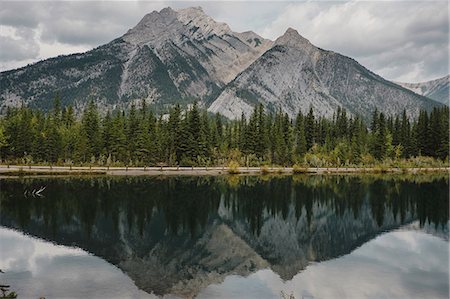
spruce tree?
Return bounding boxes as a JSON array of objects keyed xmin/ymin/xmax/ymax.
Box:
[
  {"xmin": 305, "ymin": 107, "xmax": 315, "ymax": 150},
  {"xmin": 295, "ymin": 111, "xmax": 307, "ymax": 159},
  {"xmin": 79, "ymin": 100, "xmax": 101, "ymax": 161}
]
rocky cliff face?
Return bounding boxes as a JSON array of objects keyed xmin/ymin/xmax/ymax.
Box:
[
  {"xmin": 208, "ymin": 28, "xmax": 440, "ymax": 120},
  {"xmin": 0, "ymin": 7, "xmax": 442, "ymax": 119},
  {"xmin": 396, "ymin": 75, "xmax": 449, "ymax": 105}
]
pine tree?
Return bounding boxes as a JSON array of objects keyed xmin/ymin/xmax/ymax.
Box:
[
  {"xmin": 127, "ymin": 104, "xmax": 140, "ymax": 161},
  {"xmin": 295, "ymin": 111, "xmax": 307, "ymax": 159},
  {"xmin": 370, "ymin": 112, "xmax": 388, "ymax": 160},
  {"xmin": 416, "ymin": 110, "xmax": 429, "ymax": 156},
  {"xmin": 111, "ymin": 112, "xmax": 127, "ymax": 163},
  {"xmin": 44, "ymin": 115, "xmax": 62, "ymax": 163},
  {"xmin": 52, "ymin": 94, "xmax": 62, "ymax": 126},
  {"xmin": 439, "ymin": 107, "xmax": 449, "ymax": 160},
  {"xmin": 215, "ymin": 113, "xmax": 223, "ymax": 146},
  {"xmin": 167, "ymin": 104, "xmax": 182, "ymax": 163},
  {"xmin": 146, "ymin": 110, "xmax": 158, "ymax": 164},
  {"xmin": 305, "ymin": 107, "xmax": 315, "ymax": 150},
  {"xmin": 255, "ymin": 104, "xmax": 268, "ymax": 159},
  {"xmin": 244, "ymin": 107, "xmax": 258, "ymax": 156},
  {"xmin": 188, "ymin": 101, "xmax": 206, "ymax": 162},
  {"xmin": 282, "ymin": 113, "xmax": 294, "ymax": 165},
  {"xmin": 80, "ymin": 101, "xmax": 101, "ymax": 161},
  {"xmin": 102, "ymin": 112, "xmax": 114, "ymax": 157}
]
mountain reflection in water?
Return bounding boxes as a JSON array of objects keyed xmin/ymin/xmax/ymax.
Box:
[{"xmin": 0, "ymin": 174, "xmax": 448, "ymax": 298}]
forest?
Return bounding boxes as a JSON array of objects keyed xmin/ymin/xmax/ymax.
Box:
[{"xmin": 0, "ymin": 98, "xmax": 448, "ymax": 168}]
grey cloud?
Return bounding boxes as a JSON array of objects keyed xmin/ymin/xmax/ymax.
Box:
[
  {"xmin": 261, "ymin": 1, "xmax": 448, "ymax": 82},
  {"xmin": 0, "ymin": 33, "xmax": 39, "ymax": 62},
  {"xmin": 0, "ymin": 2, "xmax": 43, "ymax": 28},
  {"xmin": 0, "ymin": 1, "xmax": 448, "ymax": 82},
  {"xmin": 37, "ymin": 2, "xmax": 168, "ymax": 46}
]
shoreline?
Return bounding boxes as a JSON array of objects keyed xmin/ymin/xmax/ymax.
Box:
[{"xmin": 0, "ymin": 165, "xmax": 448, "ymax": 177}]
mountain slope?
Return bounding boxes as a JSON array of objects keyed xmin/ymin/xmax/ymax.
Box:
[
  {"xmin": 396, "ymin": 75, "xmax": 449, "ymax": 105},
  {"xmin": 208, "ymin": 28, "xmax": 441, "ymax": 120},
  {"xmin": 0, "ymin": 7, "xmax": 271, "ymax": 113}
]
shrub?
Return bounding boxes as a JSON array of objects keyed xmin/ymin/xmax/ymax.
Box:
[
  {"xmin": 360, "ymin": 153, "xmax": 376, "ymax": 167},
  {"xmin": 304, "ymin": 153, "xmax": 324, "ymax": 168},
  {"xmin": 293, "ymin": 164, "xmax": 308, "ymax": 174},
  {"xmin": 227, "ymin": 160, "xmax": 240, "ymax": 174},
  {"xmin": 260, "ymin": 165, "xmax": 270, "ymax": 174}
]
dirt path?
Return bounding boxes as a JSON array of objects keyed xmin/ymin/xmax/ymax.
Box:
[{"xmin": 0, "ymin": 165, "xmax": 448, "ymax": 176}]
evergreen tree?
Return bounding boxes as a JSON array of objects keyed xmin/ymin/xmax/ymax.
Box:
[
  {"xmin": 0, "ymin": 101, "xmax": 446, "ymax": 166},
  {"xmin": 44, "ymin": 115, "xmax": 62, "ymax": 163},
  {"xmin": 80, "ymin": 101, "xmax": 101, "ymax": 162},
  {"xmin": 416, "ymin": 110, "xmax": 430, "ymax": 156},
  {"xmin": 295, "ymin": 111, "xmax": 307, "ymax": 159},
  {"xmin": 110, "ymin": 112, "xmax": 127, "ymax": 162},
  {"xmin": 305, "ymin": 107, "xmax": 315, "ymax": 150}
]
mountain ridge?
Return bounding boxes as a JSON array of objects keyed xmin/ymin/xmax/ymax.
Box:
[
  {"xmin": 208, "ymin": 27, "xmax": 440, "ymax": 120},
  {"xmin": 395, "ymin": 75, "xmax": 449, "ymax": 105},
  {"xmin": 0, "ymin": 6, "xmax": 443, "ymax": 119}
]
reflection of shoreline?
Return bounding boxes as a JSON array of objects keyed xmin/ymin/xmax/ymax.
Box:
[{"xmin": 0, "ymin": 165, "xmax": 449, "ymax": 177}]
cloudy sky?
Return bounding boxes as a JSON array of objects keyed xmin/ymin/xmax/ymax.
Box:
[{"xmin": 0, "ymin": 1, "xmax": 448, "ymax": 82}]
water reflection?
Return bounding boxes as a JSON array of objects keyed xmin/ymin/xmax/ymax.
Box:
[
  {"xmin": 0, "ymin": 174, "xmax": 448, "ymax": 298},
  {"xmin": 0, "ymin": 228, "xmax": 155, "ymax": 299},
  {"xmin": 197, "ymin": 229, "xmax": 449, "ymax": 299}
]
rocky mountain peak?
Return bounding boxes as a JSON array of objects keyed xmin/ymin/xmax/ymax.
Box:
[
  {"xmin": 123, "ymin": 6, "xmax": 232, "ymax": 46},
  {"xmin": 132, "ymin": 7, "xmax": 177, "ymax": 29},
  {"xmin": 177, "ymin": 6, "xmax": 232, "ymax": 38},
  {"xmin": 274, "ymin": 27, "xmax": 313, "ymax": 49},
  {"xmin": 123, "ymin": 7, "xmax": 178, "ymax": 45}
]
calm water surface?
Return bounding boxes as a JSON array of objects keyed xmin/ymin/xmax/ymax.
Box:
[{"xmin": 0, "ymin": 175, "xmax": 448, "ymax": 299}]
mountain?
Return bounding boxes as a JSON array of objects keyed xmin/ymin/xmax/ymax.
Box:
[
  {"xmin": 0, "ymin": 7, "xmax": 442, "ymax": 119},
  {"xmin": 208, "ymin": 28, "xmax": 440, "ymax": 120},
  {"xmin": 0, "ymin": 7, "xmax": 271, "ymax": 113},
  {"xmin": 396, "ymin": 75, "xmax": 449, "ymax": 105}
]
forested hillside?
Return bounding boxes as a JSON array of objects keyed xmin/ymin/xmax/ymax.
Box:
[{"xmin": 0, "ymin": 97, "xmax": 448, "ymax": 167}]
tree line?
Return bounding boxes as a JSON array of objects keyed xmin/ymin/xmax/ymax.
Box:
[{"xmin": 0, "ymin": 98, "xmax": 448, "ymax": 167}]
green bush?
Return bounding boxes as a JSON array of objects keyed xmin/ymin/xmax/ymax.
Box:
[
  {"xmin": 227, "ymin": 160, "xmax": 240, "ymax": 174},
  {"xmin": 293, "ymin": 164, "xmax": 308, "ymax": 174},
  {"xmin": 260, "ymin": 165, "xmax": 270, "ymax": 174}
]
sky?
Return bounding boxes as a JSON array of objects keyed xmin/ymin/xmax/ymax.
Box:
[{"xmin": 0, "ymin": 1, "xmax": 448, "ymax": 83}]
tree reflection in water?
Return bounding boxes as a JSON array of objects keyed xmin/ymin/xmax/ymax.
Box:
[{"xmin": 0, "ymin": 174, "xmax": 448, "ymax": 297}]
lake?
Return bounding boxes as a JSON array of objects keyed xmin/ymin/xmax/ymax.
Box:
[{"xmin": 0, "ymin": 174, "xmax": 448, "ymax": 299}]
